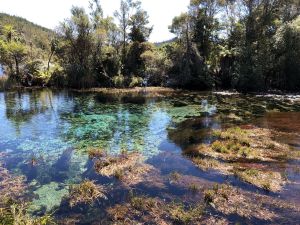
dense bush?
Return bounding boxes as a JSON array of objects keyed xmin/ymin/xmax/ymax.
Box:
[{"xmin": 1, "ymin": 1, "xmax": 300, "ymax": 92}]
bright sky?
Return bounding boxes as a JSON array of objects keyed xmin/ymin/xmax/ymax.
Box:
[{"xmin": 0, "ymin": 0, "xmax": 190, "ymax": 42}]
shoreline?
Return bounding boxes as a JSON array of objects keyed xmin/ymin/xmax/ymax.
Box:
[{"xmin": 1, "ymin": 85, "xmax": 300, "ymax": 97}]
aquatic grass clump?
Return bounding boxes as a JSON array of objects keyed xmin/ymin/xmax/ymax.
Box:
[
  {"xmin": 107, "ymin": 195, "xmax": 204, "ymax": 224},
  {"xmin": 213, "ymin": 127, "xmax": 250, "ymax": 147},
  {"xmin": 184, "ymin": 126, "xmax": 292, "ymax": 191},
  {"xmin": 0, "ymin": 160, "xmax": 55, "ymax": 225},
  {"xmin": 92, "ymin": 150, "xmax": 155, "ymax": 186},
  {"xmin": 0, "ymin": 203, "xmax": 56, "ymax": 225},
  {"xmin": 130, "ymin": 196, "xmax": 157, "ymax": 211},
  {"xmin": 87, "ymin": 148, "xmax": 106, "ymax": 159},
  {"xmin": 201, "ymin": 183, "xmax": 300, "ymax": 223},
  {"xmin": 169, "ymin": 171, "xmax": 182, "ymax": 182},
  {"xmin": 0, "ymin": 163, "xmax": 27, "ymax": 200},
  {"xmin": 168, "ymin": 202, "xmax": 204, "ymax": 224},
  {"xmin": 201, "ymin": 184, "xmax": 277, "ymax": 220},
  {"xmin": 211, "ymin": 140, "xmax": 229, "ymax": 154},
  {"xmin": 69, "ymin": 180, "xmax": 106, "ymax": 207},
  {"xmin": 93, "ymin": 151, "xmax": 141, "ymax": 177},
  {"xmin": 233, "ymin": 167, "xmax": 284, "ymax": 192},
  {"xmin": 76, "ymin": 87, "xmax": 176, "ymax": 97},
  {"xmin": 191, "ymin": 157, "xmax": 221, "ymax": 171},
  {"xmin": 204, "ymin": 189, "xmax": 215, "ymax": 204}
]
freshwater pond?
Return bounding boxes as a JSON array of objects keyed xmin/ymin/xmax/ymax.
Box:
[{"xmin": 0, "ymin": 89, "xmax": 299, "ymax": 224}]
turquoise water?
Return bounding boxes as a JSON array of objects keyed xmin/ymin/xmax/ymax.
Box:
[{"xmin": 0, "ymin": 89, "xmax": 300, "ymax": 222}]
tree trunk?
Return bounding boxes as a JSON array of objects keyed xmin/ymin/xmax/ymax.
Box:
[
  {"xmin": 14, "ymin": 56, "xmax": 19, "ymax": 81},
  {"xmin": 47, "ymin": 51, "xmax": 54, "ymax": 71}
]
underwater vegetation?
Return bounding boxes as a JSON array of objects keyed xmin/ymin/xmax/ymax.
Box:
[
  {"xmin": 107, "ymin": 194, "xmax": 206, "ymax": 225},
  {"xmin": 0, "ymin": 90, "xmax": 300, "ymax": 224},
  {"xmin": 201, "ymin": 183, "xmax": 300, "ymax": 223},
  {"xmin": 68, "ymin": 180, "xmax": 106, "ymax": 207},
  {"xmin": 92, "ymin": 150, "xmax": 155, "ymax": 187},
  {"xmin": 0, "ymin": 155, "xmax": 55, "ymax": 225},
  {"xmin": 183, "ymin": 126, "xmax": 297, "ymax": 192}
]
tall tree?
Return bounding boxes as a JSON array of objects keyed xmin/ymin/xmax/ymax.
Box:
[
  {"xmin": 128, "ymin": 7, "xmax": 152, "ymax": 42},
  {"xmin": 114, "ymin": 0, "xmax": 134, "ymax": 69}
]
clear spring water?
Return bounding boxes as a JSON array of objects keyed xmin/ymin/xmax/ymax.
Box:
[{"xmin": 0, "ymin": 89, "xmax": 299, "ymax": 221}]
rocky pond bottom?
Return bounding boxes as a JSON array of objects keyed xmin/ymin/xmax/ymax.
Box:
[{"xmin": 0, "ymin": 89, "xmax": 299, "ymax": 224}]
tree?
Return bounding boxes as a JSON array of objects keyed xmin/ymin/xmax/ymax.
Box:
[
  {"xmin": 0, "ymin": 25, "xmax": 27, "ymax": 82},
  {"xmin": 57, "ymin": 6, "xmax": 94, "ymax": 88},
  {"xmin": 273, "ymin": 16, "xmax": 300, "ymax": 90},
  {"xmin": 47, "ymin": 38, "xmax": 58, "ymax": 71},
  {"xmin": 114, "ymin": 0, "xmax": 134, "ymax": 69},
  {"xmin": 128, "ymin": 8, "xmax": 152, "ymax": 42}
]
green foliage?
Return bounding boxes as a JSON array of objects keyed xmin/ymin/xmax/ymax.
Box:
[
  {"xmin": 1, "ymin": 1, "xmax": 300, "ymax": 91},
  {"xmin": 168, "ymin": 202, "xmax": 203, "ymax": 224},
  {"xmin": 129, "ymin": 76, "xmax": 143, "ymax": 88},
  {"xmin": 212, "ymin": 140, "xmax": 229, "ymax": 153},
  {"xmin": 0, "ymin": 14, "xmax": 54, "ymax": 86},
  {"xmin": 273, "ymin": 16, "xmax": 300, "ymax": 91},
  {"xmin": 0, "ymin": 13, "xmax": 54, "ymax": 54},
  {"xmin": 0, "ymin": 203, "xmax": 56, "ymax": 225},
  {"xmin": 112, "ymin": 74, "xmax": 125, "ymax": 88}
]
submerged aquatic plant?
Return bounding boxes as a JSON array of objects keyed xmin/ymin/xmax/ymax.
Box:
[
  {"xmin": 200, "ymin": 183, "xmax": 300, "ymax": 222},
  {"xmin": 107, "ymin": 195, "xmax": 204, "ymax": 224},
  {"xmin": 69, "ymin": 180, "xmax": 106, "ymax": 207},
  {"xmin": 212, "ymin": 140, "xmax": 229, "ymax": 153},
  {"xmin": 184, "ymin": 126, "xmax": 292, "ymax": 191},
  {"xmin": 0, "ymin": 203, "xmax": 56, "ymax": 225},
  {"xmin": 168, "ymin": 202, "xmax": 204, "ymax": 224},
  {"xmin": 169, "ymin": 171, "xmax": 182, "ymax": 182},
  {"xmin": 92, "ymin": 150, "xmax": 155, "ymax": 186},
  {"xmin": 0, "ymin": 160, "xmax": 55, "ymax": 225},
  {"xmin": 233, "ymin": 167, "xmax": 283, "ymax": 192},
  {"xmin": 87, "ymin": 148, "xmax": 106, "ymax": 159}
]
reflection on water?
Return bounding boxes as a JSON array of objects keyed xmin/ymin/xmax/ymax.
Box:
[{"xmin": 0, "ymin": 89, "xmax": 299, "ymax": 222}]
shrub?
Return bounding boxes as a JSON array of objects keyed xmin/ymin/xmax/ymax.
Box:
[
  {"xmin": 112, "ymin": 75, "xmax": 125, "ymax": 88},
  {"xmin": 129, "ymin": 76, "xmax": 143, "ymax": 88}
]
